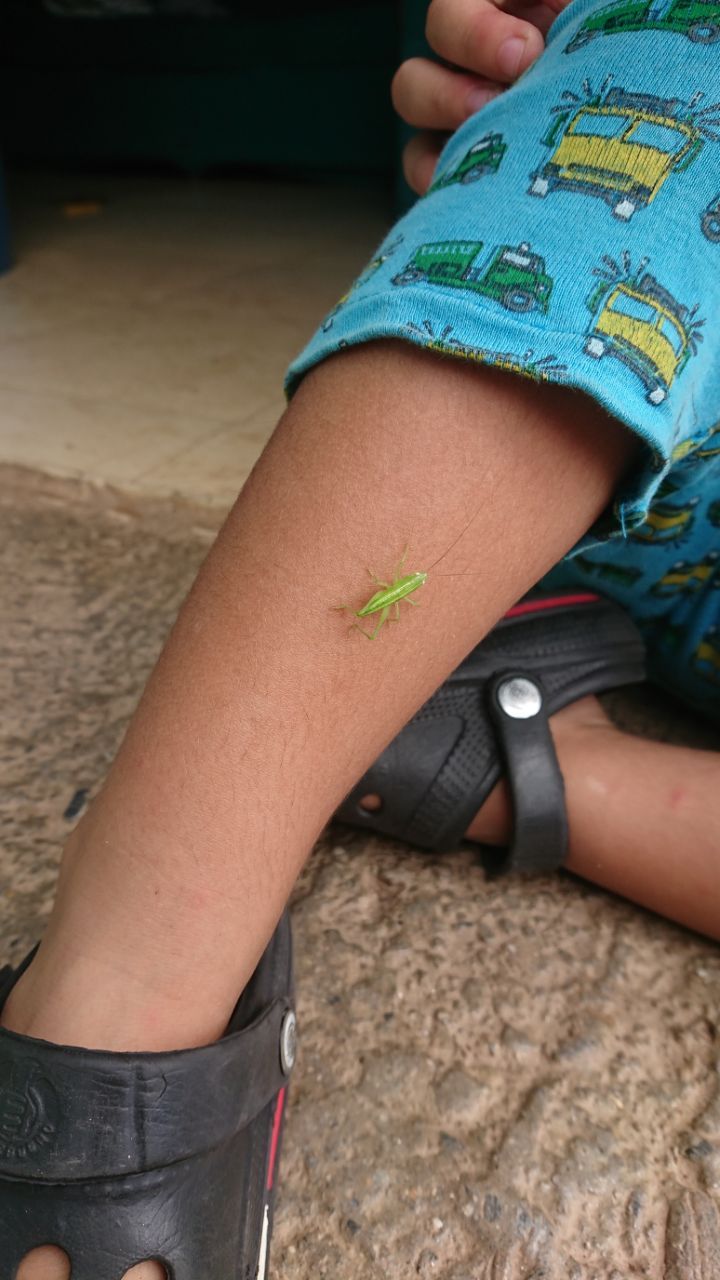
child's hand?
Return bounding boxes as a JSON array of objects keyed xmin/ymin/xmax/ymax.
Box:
[{"xmin": 393, "ymin": 0, "xmax": 573, "ymax": 194}]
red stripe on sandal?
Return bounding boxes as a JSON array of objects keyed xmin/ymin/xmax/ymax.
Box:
[
  {"xmin": 266, "ymin": 1086, "xmax": 286, "ymax": 1192},
  {"xmin": 504, "ymin": 593, "xmax": 600, "ymax": 620}
]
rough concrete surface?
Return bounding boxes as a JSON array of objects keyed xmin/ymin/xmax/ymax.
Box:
[{"xmin": 2, "ymin": 467, "xmax": 720, "ymax": 1279}]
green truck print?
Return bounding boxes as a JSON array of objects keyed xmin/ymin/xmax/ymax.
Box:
[
  {"xmin": 392, "ymin": 241, "xmax": 553, "ymax": 314},
  {"xmin": 428, "ymin": 135, "xmax": 508, "ymax": 193},
  {"xmin": 566, "ymin": 0, "xmax": 720, "ymax": 52}
]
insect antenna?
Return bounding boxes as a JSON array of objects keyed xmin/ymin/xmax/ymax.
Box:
[{"xmin": 425, "ymin": 504, "xmax": 488, "ymax": 573}]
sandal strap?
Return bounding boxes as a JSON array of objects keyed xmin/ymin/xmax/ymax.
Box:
[
  {"xmin": 485, "ymin": 672, "xmax": 567, "ymax": 874},
  {"xmin": 0, "ymin": 916, "xmax": 295, "ymax": 1181},
  {"xmin": 0, "ymin": 912, "xmax": 296, "ymax": 1280},
  {"xmin": 336, "ymin": 593, "xmax": 645, "ymax": 865},
  {"xmin": 394, "ymin": 670, "xmax": 568, "ymax": 869},
  {"xmin": 0, "ymin": 994, "xmax": 293, "ymax": 1180}
]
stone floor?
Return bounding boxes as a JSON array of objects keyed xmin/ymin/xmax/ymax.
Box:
[
  {"xmin": 2, "ymin": 469, "xmax": 720, "ymax": 1279},
  {"xmin": 1, "ymin": 171, "xmax": 389, "ymax": 506}
]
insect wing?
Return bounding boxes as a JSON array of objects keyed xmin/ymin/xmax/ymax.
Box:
[
  {"xmin": 356, "ymin": 573, "xmax": 426, "ymax": 617},
  {"xmin": 357, "ymin": 586, "xmax": 393, "ymax": 617}
]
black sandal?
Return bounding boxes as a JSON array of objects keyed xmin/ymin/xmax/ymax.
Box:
[
  {"xmin": 336, "ymin": 590, "xmax": 645, "ymax": 876},
  {"xmin": 0, "ymin": 910, "xmax": 296, "ymax": 1280}
]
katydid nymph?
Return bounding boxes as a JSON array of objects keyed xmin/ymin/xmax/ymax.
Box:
[{"xmin": 331, "ymin": 511, "xmax": 482, "ymax": 639}]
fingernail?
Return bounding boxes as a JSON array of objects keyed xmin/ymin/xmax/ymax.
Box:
[
  {"xmin": 497, "ymin": 35, "xmax": 528, "ymax": 78},
  {"xmin": 466, "ymin": 85, "xmax": 501, "ymax": 115}
]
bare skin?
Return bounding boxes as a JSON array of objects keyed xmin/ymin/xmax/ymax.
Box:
[
  {"xmin": 7, "ymin": 344, "xmax": 719, "ymax": 1280},
  {"xmin": 468, "ymin": 694, "xmax": 720, "ymax": 937}
]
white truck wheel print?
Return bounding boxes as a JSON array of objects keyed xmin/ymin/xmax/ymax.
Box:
[
  {"xmin": 392, "ymin": 270, "xmax": 423, "ymax": 286},
  {"xmin": 688, "ymin": 21, "xmax": 720, "ymax": 42},
  {"xmin": 585, "ymin": 336, "xmax": 605, "ymax": 358},
  {"xmin": 613, "ymin": 197, "xmax": 637, "ymax": 221},
  {"xmin": 461, "ymin": 166, "xmax": 487, "ymax": 184},
  {"xmin": 648, "ymin": 385, "xmax": 667, "ymax": 405},
  {"xmin": 530, "ymin": 175, "xmax": 549, "ymax": 197},
  {"xmin": 502, "ymin": 289, "xmax": 535, "ymax": 313}
]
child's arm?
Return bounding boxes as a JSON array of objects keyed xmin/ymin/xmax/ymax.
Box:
[{"xmin": 393, "ymin": 0, "xmax": 573, "ymax": 193}]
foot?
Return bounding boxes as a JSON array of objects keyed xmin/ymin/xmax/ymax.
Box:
[
  {"xmin": 4, "ymin": 953, "xmax": 224, "ymax": 1280},
  {"xmin": 463, "ymin": 693, "xmax": 614, "ymax": 846},
  {"xmin": 357, "ymin": 693, "xmax": 615, "ymax": 847},
  {"xmin": 15, "ymin": 1251, "xmax": 161, "ymax": 1280}
]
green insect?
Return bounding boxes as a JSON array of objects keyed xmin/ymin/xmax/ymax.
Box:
[
  {"xmin": 332, "ymin": 547, "xmax": 424, "ymax": 639},
  {"xmin": 332, "ymin": 521, "xmax": 476, "ymax": 639}
]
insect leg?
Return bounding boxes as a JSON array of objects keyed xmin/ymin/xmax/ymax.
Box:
[
  {"xmin": 366, "ymin": 568, "xmax": 390, "ymax": 587},
  {"xmin": 370, "ymin": 605, "xmax": 391, "ymax": 639},
  {"xmin": 393, "ymin": 544, "xmax": 409, "ymax": 578}
]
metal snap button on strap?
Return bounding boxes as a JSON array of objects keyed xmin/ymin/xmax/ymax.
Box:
[
  {"xmin": 279, "ymin": 1010, "xmax": 297, "ymax": 1075},
  {"xmin": 487, "ymin": 671, "xmax": 568, "ymax": 875},
  {"xmin": 495, "ymin": 676, "xmax": 542, "ymax": 720}
]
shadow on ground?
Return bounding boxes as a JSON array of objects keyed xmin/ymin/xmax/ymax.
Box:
[{"xmin": 2, "ymin": 468, "xmax": 720, "ymax": 1279}]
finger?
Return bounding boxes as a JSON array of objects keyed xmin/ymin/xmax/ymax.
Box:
[
  {"xmin": 504, "ymin": 0, "xmax": 563, "ymax": 35},
  {"xmin": 426, "ymin": 0, "xmax": 546, "ymax": 83},
  {"xmin": 392, "ymin": 57, "xmax": 503, "ymax": 131},
  {"xmin": 402, "ymin": 131, "xmax": 448, "ymax": 196}
]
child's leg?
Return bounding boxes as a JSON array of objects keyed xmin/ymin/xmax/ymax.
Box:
[
  {"xmin": 8, "ymin": 340, "xmax": 637, "ymax": 1279},
  {"xmin": 4, "ymin": 343, "xmax": 632, "ymax": 1059},
  {"xmin": 5, "ymin": 343, "xmax": 635, "ymax": 1054}
]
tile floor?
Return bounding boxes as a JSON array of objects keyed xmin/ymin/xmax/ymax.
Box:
[{"xmin": 0, "ymin": 172, "xmax": 391, "ymax": 507}]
